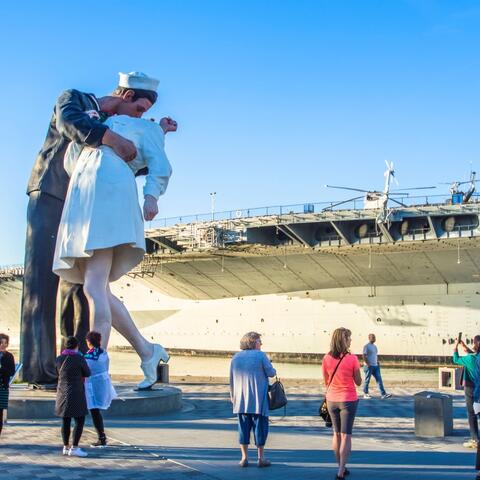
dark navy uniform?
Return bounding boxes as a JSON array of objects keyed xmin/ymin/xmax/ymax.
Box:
[{"xmin": 22, "ymin": 90, "xmax": 108, "ymax": 384}]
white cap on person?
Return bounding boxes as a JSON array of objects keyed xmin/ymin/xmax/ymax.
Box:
[{"xmin": 118, "ymin": 71, "xmax": 159, "ymax": 92}]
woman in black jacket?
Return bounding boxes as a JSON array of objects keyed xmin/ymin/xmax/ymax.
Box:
[
  {"xmin": 55, "ymin": 336, "xmax": 91, "ymax": 457},
  {"xmin": 0, "ymin": 333, "xmax": 16, "ymax": 438}
]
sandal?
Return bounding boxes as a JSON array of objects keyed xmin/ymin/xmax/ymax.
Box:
[
  {"xmin": 335, "ymin": 467, "xmax": 349, "ymax": 479},
  {"xmin": 257, "ymin": 458, "xmax": 271, "ymax": 468},
  {"xmin": 238, "ymin": 459, "xmax": 249, "ymax": 467}
]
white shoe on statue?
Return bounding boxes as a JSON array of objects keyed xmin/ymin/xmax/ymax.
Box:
[{"xmin": 137, "ymin": 344, "xmax": 169, "ymax": 389}]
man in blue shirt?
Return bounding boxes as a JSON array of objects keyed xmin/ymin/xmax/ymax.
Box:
[{"xmin": 362, "ymin": 334, "xmax": 391, "ymax": 399}]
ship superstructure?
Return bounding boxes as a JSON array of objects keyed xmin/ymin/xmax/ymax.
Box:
[{"xmin": 138, "ymin": 197, "xmax": 480, "ymax": 299}]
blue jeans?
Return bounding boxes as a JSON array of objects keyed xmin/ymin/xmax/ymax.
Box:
[
  {"xmin": 238, "ymin": 414, "xmax": 269, "ymax": 446},
  {"xmin": 464, "ymin": 384, "xmax": 479, "ymax": 441},
  {"xmin": 363, "ymin": 365, "xmax": 386, "ymax": 395}
]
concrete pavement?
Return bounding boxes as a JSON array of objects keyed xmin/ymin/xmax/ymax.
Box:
[{"xmin": 0, "ymin": 382, "xmax": 478, "ymax": 479}]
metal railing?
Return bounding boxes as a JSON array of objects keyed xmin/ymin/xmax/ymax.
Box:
[
  {"xmin": 148, "ymin": 193, "xmax": 480, "ymax": 229},
  {"xmin": 0, "ymin": 265, "xmax": 24, "ymax": 280}
]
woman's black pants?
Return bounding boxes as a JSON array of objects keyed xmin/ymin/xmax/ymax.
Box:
[
  {"xmin": 61, "ymin": 416, "xmax": 85, "ymax": 446},
  {"xmin": 90, "ymin": 408, "xmax": 105, "ymax": 438}
]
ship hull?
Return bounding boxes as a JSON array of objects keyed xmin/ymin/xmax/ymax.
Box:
[
  {"xmin": 109, "ymin": 276, "xmax": 480, "ymax": 365},
  {"xmin": 2, "ymin": 276, "xmax": 478, "ymax": 365}
]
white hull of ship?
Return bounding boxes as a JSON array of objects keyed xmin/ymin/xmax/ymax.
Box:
[
  {"xmin": 109, "ymin": 277, "xmax": 480, "ymax": 362},
  {"xmin": 2, "ymin": 277, "xmax": 478, "ymax": 362}
]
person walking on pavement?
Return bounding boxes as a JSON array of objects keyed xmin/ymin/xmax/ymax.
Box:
[
  {"xmin": 0, "ymin": 333, "xmax": 16, "ymax": 438},
  {"xmin": 453, "ymin": 335, "xmax": 480, "ymax": 449},
  {"xmin": 230, "ymin": 332, "xmax": 277, "ymax": 468},
  {"xmin": 323, "ymin": 328, "xmax": 362, "ymax": 480},
  {"xmin": 55, "ymin": 336, "xmax": 91, "ymax": 457},
  {"xmin": 84, "ymin": 331, "xmax": 117, "ymax": 447},
  {"xmin": 362, "ymin": 334, "xmax": 391, "ymax": 399},
  {"xmin": 472, "ymin": 352, "xmax": 480, "ymax": 478}
]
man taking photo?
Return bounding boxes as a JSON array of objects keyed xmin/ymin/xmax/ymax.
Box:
[{"xmin": 453, "ymin": 335, "xmax": 480, "ymax": 449}]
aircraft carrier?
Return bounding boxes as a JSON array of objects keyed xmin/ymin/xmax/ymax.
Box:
[
  {"xmin": 113, "ymin": 165, "xmax": 479, "ymax": 365},
  {"xmin": 2, "ymin": 168, "xmax": 480, "ymax": 365}
]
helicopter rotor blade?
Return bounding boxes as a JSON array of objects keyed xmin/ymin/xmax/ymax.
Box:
[
  {"xmin": 384, "ymin": 160, "xmax": 399, "ymax": 185},
  {"xmin": 388, "ymin": 197, "xmax": 408, "ymax": 208},
  {"xmin": 391, "ymin": 186, "xmax": 436, "ymax": 191},
  {"xmin": 439, "ymin": 180, "xmax": 480, "ymax": 185},
  {"xmin": 324, "ymin": 185, "xmax": 370, "ymax": 193},
  {"xmin": 457, "ymin": 180, "xmax": 480, "ymax": 185},
  {"xmin": 322, "ymin": 195, "xmax": 365, "ymax": 211}
]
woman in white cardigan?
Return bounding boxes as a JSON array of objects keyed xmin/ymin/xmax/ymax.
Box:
[{"xmin": 53, "ymin": 114, "xmax": 176, "ymax": 389}]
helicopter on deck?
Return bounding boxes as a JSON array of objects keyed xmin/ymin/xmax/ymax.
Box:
[
  {"xmin": 324, "ymin": 161, "xmax": 436, "ymax": 225},
  {"xmin": 441, "ymin": 170, "xmax": 478, "ymax": 205}
]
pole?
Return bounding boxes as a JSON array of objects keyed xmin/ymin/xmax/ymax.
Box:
[{"xmin": 210, "ymin": 192, "xmax": 216, "ymax": 221}]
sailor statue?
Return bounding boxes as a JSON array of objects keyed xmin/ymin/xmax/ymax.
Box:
[{"xmin": 22, "ymin": 72, "xmax": 176, "ymax": 388}]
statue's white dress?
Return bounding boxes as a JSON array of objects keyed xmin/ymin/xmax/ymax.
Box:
[{"xmin": 53, "ymin": 116, "xmax": 172, "ymax": 284}]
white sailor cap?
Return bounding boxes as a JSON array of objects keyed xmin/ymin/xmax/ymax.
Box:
[{"xmin": 118, "ymin": 71, "xmax": 159, "ymax": 92}]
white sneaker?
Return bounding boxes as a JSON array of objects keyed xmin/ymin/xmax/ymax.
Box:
[
  {"xmin": 363, "ymin": 393, "xmax": 372, "ymax": 399},
  {"xmin": 62, "ymin": 446, "xmax": 70, "ymax": 456},
  {"xmin": 463, "ymin": 439, "xmax": 478, "ymax": 449},
  {"xmin": 137, "ymin": 344, "xmax": 169, "ymax": 389},
  {"xmin": 68, "ymin": 447, "xmax": 88, "ymax": 457},
  {"xmin": 381, "ymin": 393, "xmax": 392, "ymax": 399}
]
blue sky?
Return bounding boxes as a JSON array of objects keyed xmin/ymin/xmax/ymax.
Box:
[{"xmin": 0, "ymin": 0, "xmax": 479, "ymax": 264}]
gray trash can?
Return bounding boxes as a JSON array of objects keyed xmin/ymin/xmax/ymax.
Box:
[{"xmin": 414, "ymin": 391, "xmax": 453, "ymax": 437}]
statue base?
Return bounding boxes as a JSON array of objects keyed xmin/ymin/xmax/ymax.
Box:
[
  {"xmin": 8, "ymin": 383, "xmax": 182, "ymax": 419},
  {"xmin": 27, "ymin": 383, "xmax": 57, "ymax": 391}
]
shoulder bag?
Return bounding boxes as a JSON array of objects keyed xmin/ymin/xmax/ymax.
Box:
[
  {"xmin": 319, "ymin": 353, "xmax": 348, "ymax": 427},
  {"xmin": 268, "ymin": 376, "xmax": 288, "ymax": 411}
]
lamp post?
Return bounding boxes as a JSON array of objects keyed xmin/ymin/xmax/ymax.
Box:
[{"xmin": 210, "ymin": 192, "xmax": 216, "ymax": 221}]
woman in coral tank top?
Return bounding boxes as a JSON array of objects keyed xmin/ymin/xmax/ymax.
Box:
[{"xmin": 322, "ymin": 328, "xmax": 362, "ymax": 480}]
